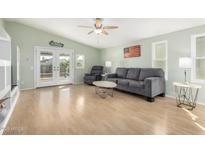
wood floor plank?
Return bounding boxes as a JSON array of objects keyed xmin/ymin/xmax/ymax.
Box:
[{"xmin": 3, "ymin": 84, "xmax": 205, "ymax": 135}]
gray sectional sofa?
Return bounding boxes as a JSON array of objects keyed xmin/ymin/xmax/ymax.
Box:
[{"xmin": 106, "ymin": 68, "xmax": 165, "ymax": 102}]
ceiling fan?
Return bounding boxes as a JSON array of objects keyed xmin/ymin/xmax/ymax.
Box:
[{"xmin": 78, "ymin": 18, "xmax": 119, "ymax": 35}]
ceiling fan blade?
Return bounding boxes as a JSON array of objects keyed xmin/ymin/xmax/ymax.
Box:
[
  {"xmin": 88, "ymin": 30, "xmax": 94, "ymax": 35},
  {"xmin": 78, "ymin": 25, "xmax": 93, "ymax": 29},
  {"xmin": 102, "ymin": 30, "xmax": 109, "ymax": 35},
  {"xmin": 103, "ymin": 26, "xmax": 119, "ymax": 29}
]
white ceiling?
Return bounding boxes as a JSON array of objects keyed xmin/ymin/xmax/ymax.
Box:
[{"xmin": 6, "ymin": 18, "xmax": 205, "ymax": 49}]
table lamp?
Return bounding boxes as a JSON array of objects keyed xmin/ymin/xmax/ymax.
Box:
[{"xmin": 179, "ymin": 57, "xmax": 192, "ymax": 83}]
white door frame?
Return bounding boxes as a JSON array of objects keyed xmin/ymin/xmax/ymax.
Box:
[
  {"xmin": 16, "ymin": 46, "xmax": 20, "ymax": 86},
  {"xmin": 191, "ymin": 33, "xmax": 205, "ymax": 84},
  {"xmin": 34, "ymin": 46, "xmax": 74, "ymax": 88}
]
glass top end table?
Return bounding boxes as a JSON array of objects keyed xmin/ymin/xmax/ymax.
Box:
[{"xmin": 173, "ymin": 82, "xmax": 201, "ymax": 110}]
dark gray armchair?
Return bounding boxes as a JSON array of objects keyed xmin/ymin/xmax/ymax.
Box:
[{"xmin": 84, "ymin": 66, "xmax": 103, "ymax": 85}]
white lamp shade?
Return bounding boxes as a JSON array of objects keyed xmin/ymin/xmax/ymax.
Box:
[
  {"xmin": 105, "ymin": 61, "xmax": 112, "ymax": 67},
  {"xmin": 179, "ymin": 57, "xmax": 192, "ymax": 69}
]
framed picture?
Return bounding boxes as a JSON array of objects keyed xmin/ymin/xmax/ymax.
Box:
[
  {"xmin": 124, "ymin": 45, "xmax": 141, "ymax": 58},
  {"xmin": 76, "ymin": 54, "xmax": 85, "ymax": 69}
]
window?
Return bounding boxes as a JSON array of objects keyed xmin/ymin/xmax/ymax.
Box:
[
  {"xmin": 76, "ymin": 54, "xmax": 85, "ymax": 69},
  {"xmin": 152, "ymin": 40, "xmax": 168, "ymax": 80},
  {"xmin": 191, "ymin": 33, "xmax": 205, "ymax": 83}
]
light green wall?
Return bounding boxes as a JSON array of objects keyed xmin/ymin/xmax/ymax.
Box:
[
  {"xmin": 5, "ymin": 21, "xmax": 101, "ymax": 90},
  {"xmin": 100, "ymin": 25, "xmax": 205, "ymax": 103},
  {"xmin": 0, "ymin": 19, "xmax": 3, "ymax": 27}
]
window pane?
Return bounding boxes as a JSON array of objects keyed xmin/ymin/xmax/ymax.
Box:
[
  {"xmin": 196, "ymin": 59, "xmax": 205, "ymax": 80},
  {"xmin": 196, "ymin": 36, "xmax": 205, "ymax": 57},
  {"xmin": 153, "ymin": 60, "xmax": 166, "ymax": 71},
  {"xmin": 155, "ymin": 43, "xmax": 166, "ymax": 59},
  {"xmin": 6, "ymin": 66, "xmax": 11, "ymax": 87},
  {"xmin": 76, "ymin": 55, "xmax": 84, "ymax": 68},
  {"xmin": 0, "ymin": 67, "xmax": 5, "ymax": 91},
  {"xmin": 59, "ymin": 54, "xmax": 70, "ymax": 79},
  {"xmin": 40, "ymin": 52, "xmax": 53, "ymax": 81}
]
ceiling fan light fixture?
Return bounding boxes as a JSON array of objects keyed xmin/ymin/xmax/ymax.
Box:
[
  {"xmin": 78, "ymin": 18, "xmax": 118, "ymax": 36},
  {"xmin": 94, "ymin": 29, "xmax": 102, "ymax": 34}
]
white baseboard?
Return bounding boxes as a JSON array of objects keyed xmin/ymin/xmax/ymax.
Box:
[
  {"xmin": 0, "ymin": 86, "xmax": 20, "ymax": 135},
  {"xmin": 166, "ymin": 94, "xmax": 175, "ymax": 99},
  {"xmin": 20, "ymin": 87, "xmax": 35, "ymax": 91},
  {"xmin": 21, "ymin": 83, "xmax": 84, "ymax": 91},
  {"xmin": 166, "ymin": 94, "xmax": 205, "ymax": 106},
  {"xmin": 73, "ymin": 82, "xmax": 84, "ymax": 85}
]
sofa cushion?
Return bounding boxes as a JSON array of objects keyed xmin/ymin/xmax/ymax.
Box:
[
  {"xmin": 107, "ymin": 78, "xmax": 118, "ymax": 83},
  {"xmin": 139, "ymin": 68, "xmax": 164, "ymax": 81},
  {"xmin": 84, "ymin": 75, "xmax": 96, "ymax": 80},
  {"xmin": 128, "ymin": 80, "xmax": 144, "ymax": 89},
  {"xmin": 126, "ymin": 68, "xmax": 141, "ymax": 80},
  {"xmin": 118, "ymin": 79, "xmax": 129, "ymax": 86},
  {"xmin": 116, "ymin": 68, "xmax": 128, "ymax": 78},
  {"xmin": 91, "ymin": 66, "xmax": 103, "ymax": 75}
]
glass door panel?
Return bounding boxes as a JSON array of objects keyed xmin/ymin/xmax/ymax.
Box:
[
  {"xmin": 155, "ymin": 43, "xmax": 166, "ymax": 59},
  {"xmin": 196, "ymin": 59, "xmax": 205, "ymax": 80},
  {"xmin": 40, "ymin": 52, "xmax": 54, "ymax": 82},
  {"xmin": 59, "ymin": 53, "xmax": 70, "ymax": 80},
  {"xmin": 196, "ymin": 36, "xmax": 205, "ymax": 57}
]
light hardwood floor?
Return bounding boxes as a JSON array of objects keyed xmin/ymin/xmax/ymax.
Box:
[{"xmin": 3, "ymin": 84, "xmax": 205, "ymax": 135}]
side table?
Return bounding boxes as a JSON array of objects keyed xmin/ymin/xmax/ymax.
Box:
[{"xmin": 173, "ymin": 82, "xmax": 201, "ymax": 110}]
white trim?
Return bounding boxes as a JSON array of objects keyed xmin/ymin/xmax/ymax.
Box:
[
  {"xmin": 154, "ymin": 59, "xmax": 167, "ymax": 61},
  {"xmin": 0, "ymin": 86, "xmax": 10, "ymax": 100},
  {"xmin": 0, "ymin": 36, "xmax": 10, "ymax": 42},
  {"xmin": 16, "ymin": 46, "xmax": 20, "ymax": 86},
  {"xmin": 34, "ymin": 46, "xmax": 73, "ymax": 53},
  {"xmin": 0, "ymin": 59, "xmax": 11, "ymax": 100},
  {"xmin": 0, "ymin": 86, "xmax": 20, "ymax": 135},
  {"xmin": 191, "ymin": 32, "xmax": 205, "ymax": 38},
  {"xmin": 73, "ymin": 82, "xmax": 84, "ymax": 85},
  {"xmin": 196, "ymin": 56, "xmax": 205, "ymax": 59},
  {"xmin": 33, "ymin": 47, "xmax": 37, "ymax": 88},
  {"xmin": 20, "ymin": 87, "xmax": 35, "ymax": 91},
  {"xmin": 166, "ymin": 94, "xmax": 205, "ymax": 106},
  {"xmin": 191, "ymin": 80, "xmax": 205, "ymax": 85},
  {"xmin": 191, "ymin": 33, "xmax": 205, "ymax": 84},
  {"xmin": 0, "ymin": 27, "xmax": 11, "ymax": 42},
  {"xmin": 152, "ymin": 40, "xmax": 168, "ymax": 80},
  {"xmin": 0, "ymin": 59, "xmax": 11, "ymax": 66}
]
